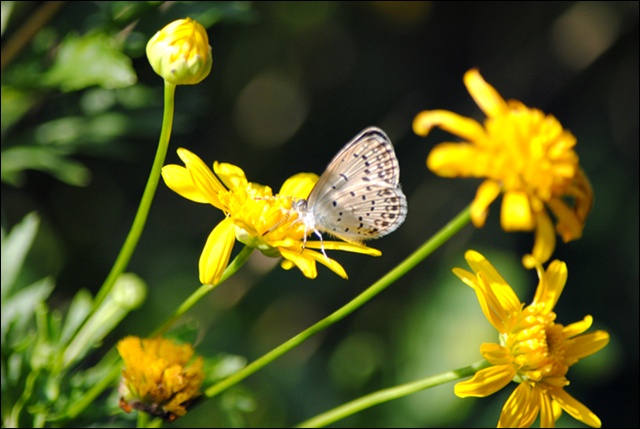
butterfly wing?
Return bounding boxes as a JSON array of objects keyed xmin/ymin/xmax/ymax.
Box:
[
  {"xmin": 312, "ymin": 179, "xmax": 407, "ymax": 243},
  {"xmin": 307, "ymin": 128, "xmax": 400, "ymax": 203},
  {"xmin": 304, "ymin": 127, "xmax": 407, "ymax": 243}
]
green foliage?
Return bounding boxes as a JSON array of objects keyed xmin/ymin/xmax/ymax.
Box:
[
  {"xmin": 42, "ymin": 33, "xmax": 137, "ymax": 92},
  {"xmin": 1, "ymin": 146, "xmax": 91, "ymax": 186},
  {"xmin": 1, "ymin": 213, "xmax": 149, "ymax": 427}
]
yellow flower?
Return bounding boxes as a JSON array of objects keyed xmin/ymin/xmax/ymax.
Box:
[
  {"xmin": 117, "ymin": 336, "xmax": 204, "ymax": 422},
  {"xmin": 453, "ymin": 250, "xmax": 609, "ymax": 428},
  {"xmin": 161, "ymin": 148, "xmax": 380, "ymax": 284},
  {"xmin": 146, "ymin": 18, "xmax": 212, "ymax": 85},
  {"xmin": 413, "ymin": 69, "xmax": 594, "ymax": 267}
]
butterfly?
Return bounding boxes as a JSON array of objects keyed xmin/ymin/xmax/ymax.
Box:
[{"xmin": 293, "ymin": 127, "xmax": 408, "ymax": 248}]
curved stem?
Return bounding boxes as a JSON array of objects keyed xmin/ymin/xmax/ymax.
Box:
[
  {"xmin": 65, "ymin": 363, "xmax": 121, "ymax": 419},
  {"xmin": 94, "ymin": 82, "xmax": 177, "ymax": 308},
  {"xmin": 205, "ymin": 205, "xmax": 472, "ymax": 398},
  {"xmin": 295, "ymin": 360, "xmax": 490, "ymax": 428}
]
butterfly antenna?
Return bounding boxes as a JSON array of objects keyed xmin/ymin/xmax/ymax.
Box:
[{"xmin": 262, "ymin": 208, "xmax": 290, "ymax": 236}]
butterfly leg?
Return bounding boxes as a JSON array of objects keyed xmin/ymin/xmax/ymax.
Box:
[
  {"xmin": 312, "ymin": 229, "xmax": 328, "ymax": 260},
  {"xmin": 299, "ymin": 224, "xmax": 329, "ymax": 261}
]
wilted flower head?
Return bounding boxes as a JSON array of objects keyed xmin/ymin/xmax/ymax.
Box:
[
  {"xmin": 117, "ymin": 336, "xmax": 204, "ymax": 422},
  {"xmin": 146, "ymin": 18, "xmax": 212, "ymax": 85},
  {"xmin": 453, "ymin": 250, "xmax": 609, "ymax": 427},
  {"xmin": 414, "ymin": 69, "xmax": 594, "ymax": 267}
]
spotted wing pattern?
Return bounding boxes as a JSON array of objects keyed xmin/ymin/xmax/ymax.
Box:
[{"xmin": 298, "ymin": 127, "xmax": 407, "ymax": 243}]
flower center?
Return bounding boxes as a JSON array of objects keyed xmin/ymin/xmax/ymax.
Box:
[
  {"xmin": 505, "ymin": 305, "xmax": 568, "ymax": 382},
  {"xmin": 485, "ymin": 104, "xmax": 579, "ymax": 203},
  {"xmin": 220, "ymin": 187, "xmax": 306, "ymax": 253}
]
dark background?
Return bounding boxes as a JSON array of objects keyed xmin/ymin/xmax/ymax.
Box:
[{"xmin": 2, "ymin": 2, "xmax": 638, "ymax": 427}]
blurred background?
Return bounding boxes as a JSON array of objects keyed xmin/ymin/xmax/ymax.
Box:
[{"xmin": 1, "ymin": 1, "xmax": 638, "ymax": 427}]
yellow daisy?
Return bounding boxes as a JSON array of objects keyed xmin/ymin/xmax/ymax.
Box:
[
  {"xmin": 453, "ymin": 250, "xmax": 610, "ymax": 427},
  {"xmin": 413, "ymin": 69, "xmax": 594, "ymax": 267},
  {"xmin": 161, "ymin": 148, "xmax": 380, "ymax": 284},
  {"xmin": 117, "ymin": 336, "xmax": 204, "ymax": 422}
]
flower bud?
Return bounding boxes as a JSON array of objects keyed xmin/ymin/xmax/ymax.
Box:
[{"xmin": 146, "ymin": 18, "xmax": 212, "ymax": 85}]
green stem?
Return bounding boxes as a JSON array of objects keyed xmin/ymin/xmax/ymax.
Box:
[
  {"xmin": 8, "ymin": 369, "xmax": 40, "ymax": 427},
  {"xmin": 64, "ymin": 360, "xmax": 121, "ymax": 420},
  {"xmin": 205, "ymin": 205, "xmax": 472, "ymax": 398},
  {"xmin": 296, "ymin": 360, "xmax": 490, "ymax": 428},
  {"xmin": 93, "ymin": 81, "xmax": 177, "ymax": 308},
  {"xmin": 136, "ymin": 410, "xmax": 149, "ymax": 428},
  {"xmin": 153, "ymin": 246, "xmax": 255, "ymax": 336}
]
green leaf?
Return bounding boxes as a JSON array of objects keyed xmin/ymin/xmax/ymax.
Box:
[
  {"xmin": 1, "ymin": 86, "xmax": 38, "ymax": 134},
  {"xmin": 42, "ymin": 33, "xmax": 137, "ymax": 92},
  {"xmin": 1, "ymin": 212, "xmax": 40, "ymax": 298},
  {"xmin": 59, "ymin": 290, "xmax": 93, "ymax": 346},
  {"xmin": 1, "ymin": 146, "xmax": 91, "ymax": 187},
  {"xmin": 1, "ymin": 277, "xmax": 55, "ymax": 344}
]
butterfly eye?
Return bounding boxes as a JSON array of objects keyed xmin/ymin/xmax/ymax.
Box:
[{"xmin": 293, "ymin": 199, "xmax": 308, "ymax": 210}]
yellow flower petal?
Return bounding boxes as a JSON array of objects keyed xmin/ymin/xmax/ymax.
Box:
[
  {"xmin": 569, "ymin": 167, "xmax": 594, "ymax": 226},
  {"xmin": 532, "ymin": 259, "xmax": 567, "ymax": 312},
  {"xmin": 280, "ymin": 259, "xmax": 294, "ymax": 270},
  {"xmin": 463, "ymin": 250, "xmax": 522, "ymax": 315},
  {"xmin": 279, "ymin": 247, "xmax": 318, "ymax": 279},
  {"xmin": 565, "ymin": 329, "xmax": 610, "ymax": 362},
  {"xmin": 454, "ymin": 365, "xmax": 515, "ymax": 398},
  {"xmin": 304, "ymin": 240, "xmax": 382, "ymax": 256},
  {"xmin": 501, "ymin": 191, "xmax": 535, "ymax": 231},
  {"xmin": 279, "ymin": 173, "xmax": 319, "ymax": 199},
  {"xmin": 451, "ymin": 267, "xmax": 477, "ymax": 288},
  {"xmin": 161, "ymin": 165, "xmax": 210, "ymax": 204},
  {"xmin": 306, "ymin": 250, "xmax": 348, "ymax": 279},
  {"xmin": 523, "ymin": 209, "xmax": 556, "ymax": 268},
  {"xmin": 471, "ymin": 180, "xmax": 501, "ymax": 227},
  {"xmin": 213, "ymin": 161, "xmax": 249, "ymax": 192},
  {"xmin": 464, "ymin": 68, "xmax": 509, "ymax": 118},
  {"xmin": 480, "ymin": 343, "xmax": 513, "ymax": 365},
  {"xmin": 539, "ymin": 388, "xmax": 556, "ymax": 428},
  {"xmin": 176, "ymin": 148, "xmax": 226, "ymax": 209},
  {"xmin": 550, "ymin": 386, "xmax": 602, "ymax": 428},
  {"xmin": 413, "ymin": 110, "xmax": 487, "ymax": 142},
  {"xmin": 547, "ymin": 196, "xmax": 584, "ymax": 242},
  {"xmin": 498, "ymin": 382, "xmax": 539, "ymax": 428},
  {"xmin": 475, "ymin": 273, "xmax": 513, "ymax": 333},
  {"xmin": 199, "ymin": 217, "xmax": 236, "ymax": 285},
  {"xmin": 427, "ymin": 143, "xmax": 485, "ymax": 177},
  {"xmin": 551, "ymin": 399, "xmax": 563, "ymax": 423},
  {"xmin": 464, "ymin": 250, "xmax": 509, "ymax": 286}
]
